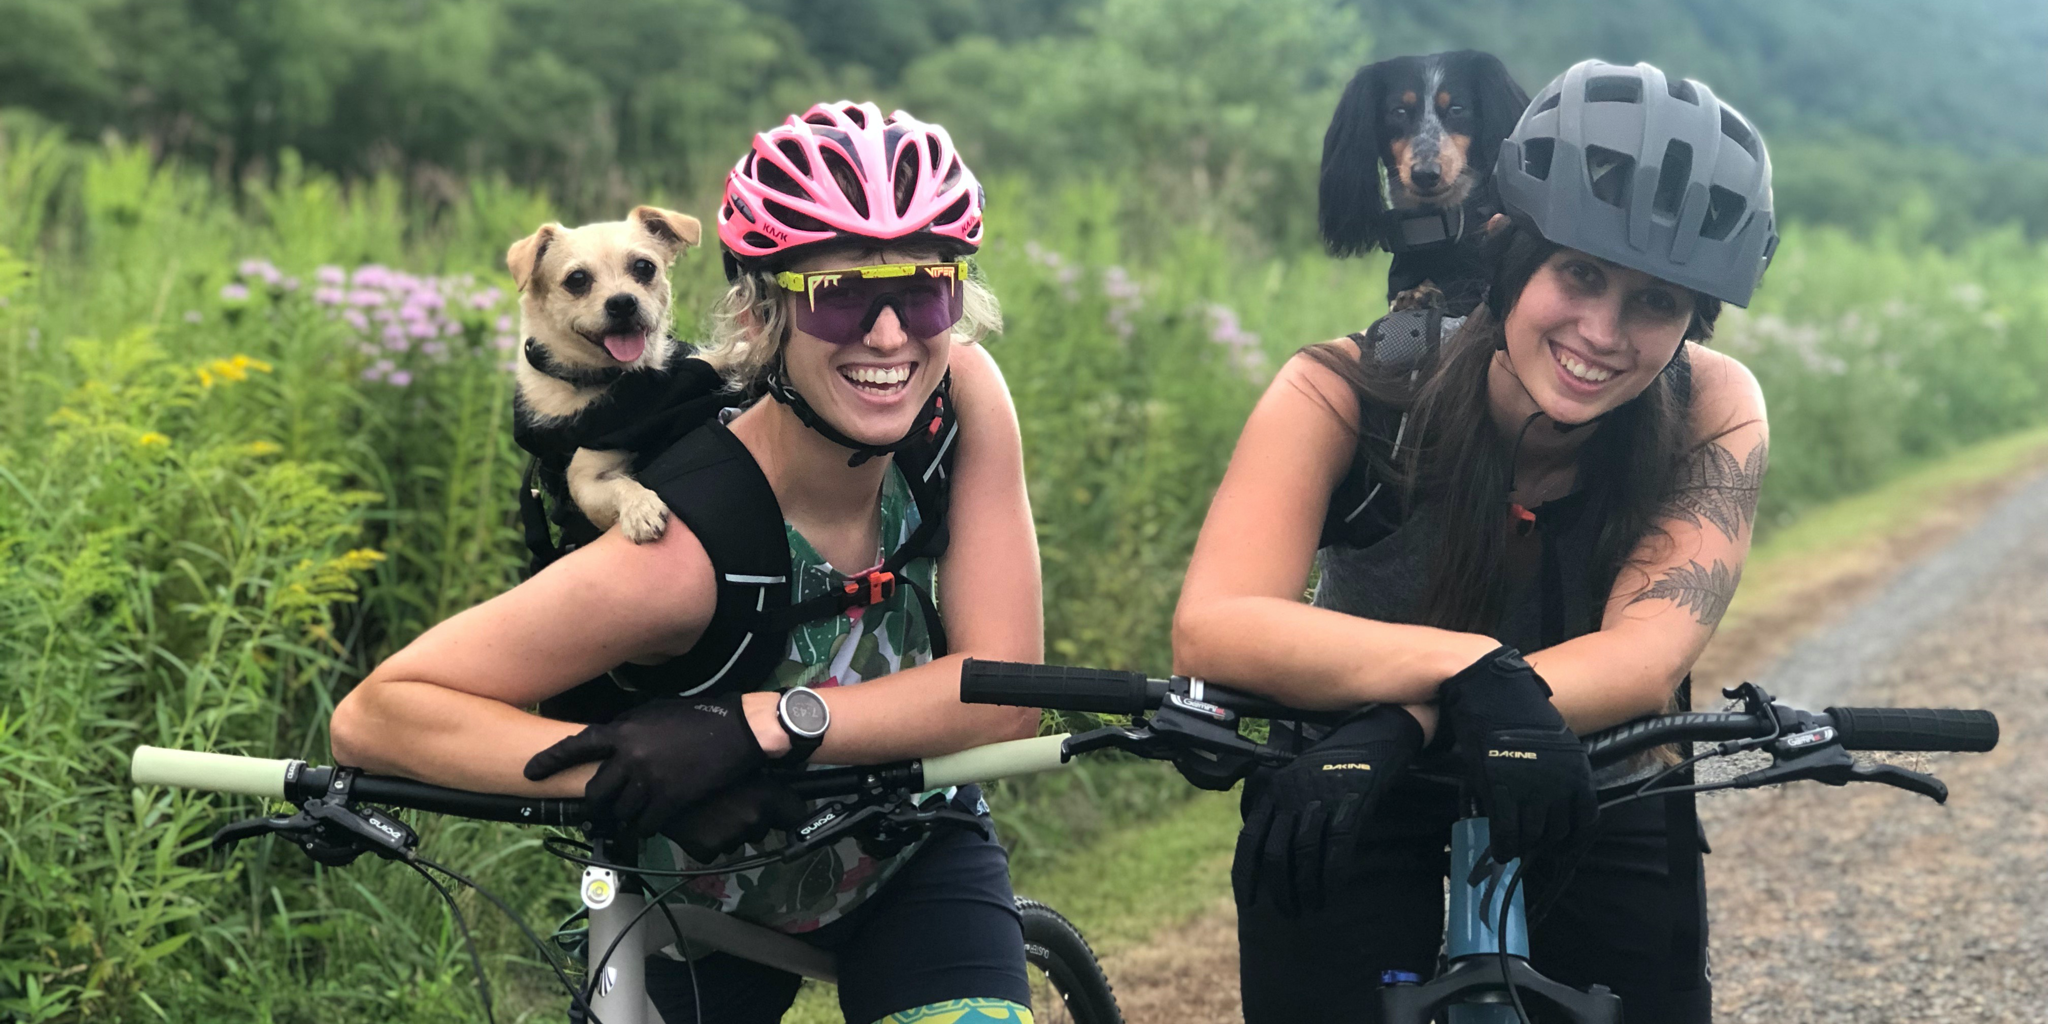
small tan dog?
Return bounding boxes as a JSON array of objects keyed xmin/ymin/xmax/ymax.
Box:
[{"xmin": 508, "ymin": 205, "xmax": 701, "ymax": 548}]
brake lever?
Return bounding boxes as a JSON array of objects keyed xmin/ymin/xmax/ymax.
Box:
[
  {"xmin": 212, "ymin": 813, "xmax": 311, "ymax": 852},
  {"xmin": 1726, "ymin": 742, "xmax": 1949, "ymax": 804},
  {"xmin": 1851, "ymin": 762, "xmax": 1948, "ymax": 804}
]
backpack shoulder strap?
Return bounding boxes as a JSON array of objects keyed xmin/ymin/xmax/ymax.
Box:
[
  {"xmin": 634, "ymin": 419, "xmax": 796, "ymax": 697},
  {"xmin": 1318, "ymin": 308, "xmax": 1458, "ymax": 549}
]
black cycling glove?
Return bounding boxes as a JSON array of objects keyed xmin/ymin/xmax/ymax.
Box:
[
  {"xmin": 1437, "ymin": 645, "xmax": 1597, "ymax": 863},
  {"xmin": 524, "ymin": 695, "xmax": 766, "ymax": 840},
  {"xmin": 1231, "ymin": 703, "xmax": 1423, "ymax": 916},
  {"xmin": 661, "ymin": 775, "xmax": 810, "ymax": 862}
]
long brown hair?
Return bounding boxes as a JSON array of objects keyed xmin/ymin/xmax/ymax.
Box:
[{"xmin": 1307, "ymin": 224, "xmax": 1722, "ymax": 634}]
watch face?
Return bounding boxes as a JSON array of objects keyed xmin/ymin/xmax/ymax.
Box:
[{"xmin": 782, "ymin": 688, "xmax": 830, "ymax": 738}]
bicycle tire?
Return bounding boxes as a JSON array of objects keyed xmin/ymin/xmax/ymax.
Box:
[{"xmin": 1016, "ymin": 897, "xmax": 1122, "ymax": 1024}]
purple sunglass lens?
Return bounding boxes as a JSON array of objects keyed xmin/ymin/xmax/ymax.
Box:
[{"xmin": 792, "ymin": 275, "xmax": 964, "ymax": 344}]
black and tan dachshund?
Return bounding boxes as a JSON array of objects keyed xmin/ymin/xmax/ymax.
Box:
[{"xmin": 1320, "ymin": 50, "xmax": 1529, "ymax": 315}]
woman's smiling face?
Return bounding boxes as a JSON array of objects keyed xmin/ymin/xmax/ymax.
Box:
[
  {"xmin": 1497, "ymin": 248, "xmax": 1695, "ymax": 425},
  {"xmin": 779, "ymin": 248, "xmax": 953, "ymax": 446}
]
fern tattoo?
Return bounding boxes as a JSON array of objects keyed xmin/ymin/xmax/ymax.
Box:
[
  {"xmin": 1631, "ymin": 559, "xmax": 1740, "ymax": 628},
  {"xmin": 1663, "ymin": 440, "xmax": 1767, "ymax": 541}
]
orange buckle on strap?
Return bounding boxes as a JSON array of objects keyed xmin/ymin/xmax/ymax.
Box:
[{"xmin": 845, "ymin": 571, "xmax": 897, "ymax": 606}]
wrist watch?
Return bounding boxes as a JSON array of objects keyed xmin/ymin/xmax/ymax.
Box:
[{"xmin": 774, "ymin": 686, "xmax": 831, "ymax": 765}]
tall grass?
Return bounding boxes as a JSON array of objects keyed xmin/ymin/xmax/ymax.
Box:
[{"xmin": 3, "ymin": 124, "xmax": 2047, "ymax": 1022}]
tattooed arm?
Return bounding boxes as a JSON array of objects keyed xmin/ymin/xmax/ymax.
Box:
[{"xmin": 1527, "ymin": 347, "xmax": 1770, "ymax": 733}]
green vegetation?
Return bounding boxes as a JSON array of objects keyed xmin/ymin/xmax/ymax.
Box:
[{"xmin": 2, "ymin": 2, "xmax": 2047, "ymax": 1020}]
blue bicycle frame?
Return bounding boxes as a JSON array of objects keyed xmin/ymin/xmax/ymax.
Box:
[{"xmin": 1376, "ymin": 810, "xmax": 1620, "ymax": 1024}]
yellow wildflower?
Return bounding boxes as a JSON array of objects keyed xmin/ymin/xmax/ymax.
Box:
[
  {"xmin": 232, "ymin": 354, "xmax": 274, "ymax": 374},
  {"xmin": 241, "ymin": 440, "xmax": 283, "ymax": 457},
  {"xmin": 137, "ymin": 432, "xmax": 170, "ymax": 448},
  {"xmin": 196, "ymin": 368, "xmax": 214, "ymax": 389},
  {"xmin": 210, "ymin": 359, "xmax": 247, "ymax": 382},
  {"xmin": 335, "ymin": 549, "xmax": 387, "ymax": 571}
]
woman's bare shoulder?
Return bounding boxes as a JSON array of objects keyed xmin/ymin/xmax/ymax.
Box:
[{"xmin": 1687, "ymin": 344, "xmax": 1767, "ymax": 439}]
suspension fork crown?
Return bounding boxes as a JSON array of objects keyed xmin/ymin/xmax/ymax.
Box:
[{"xmin": 1446, "ymin": 816, "xmax": 1530, "ymax": 962}]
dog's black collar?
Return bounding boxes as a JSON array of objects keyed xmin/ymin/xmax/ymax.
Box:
[
  {"xmin": 523, "ymin": 337, "xmax": 629, "ymax": 389},
  {"xmin": 1383, "ymin": 193, "xmax": 1501, "ymax": 253}
]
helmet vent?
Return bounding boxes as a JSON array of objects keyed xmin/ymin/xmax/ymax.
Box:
[
  {"xmin": 820, "ymin": 148, "xmax": 870, "ymax": 219},
  {"xmin": 1652, "ymin": 140, "xmax": 1694, "ymax": 222},
  {"xmin": 927, "ymin": 135, "xmax": 944, "ymax": 172},
  {"xmin": 931, "ymin": 192, "xmax": 972, "ymax": 227},
  {"xmin": 1720, "ymin": 108, "xmax": 1761, "ymax": 160},
  {"xmin": 1585, "ymin": 76, "xmax": 1643, "ymax": 104},
  {"xmin": 1534, "ymin": 91, "xmax": 1561, "ymax": 115},
  {"xmin": 743, "ymin": 231, "xmax": 777, "ymax": 250},
  {"xmin": 940, "ymin": 157, "xmax": 963, "ymax": 193},
  {"xmin": 842, "ymin": 105, "xmax": 868, "ymax": 128},
  {"xmin": 893, "ymin": 147, "xmax": 920, "ymax": 218},
  {"xmin": 764, "ymin": 198, "xmax": 833, "ymax": 234},
  {"xmin": 1701, "ymin": 186, "xmax": 1746, "ymax": 240},
  {"xmin": 1522, "ymin": 137, "xmax": 1556, "ymax": 180},
  {"xmin": 1667, "ymin": 78, "xmax": 1700, "ymax": 105},
  {"xmin": 1584, "ymin": 146, "xmax": 1635, "ymax": 207},
  {"xmin": 883, "ymin": 124, "xmax": 909, "ymax": 164},
  {"xmin": 756, "ymin": 157, "xmax": 813, "ymax": 202},
  {"xmin": 805, "ymin": 112, "xmax": 835, "ymax": 126},
  {"xmin": 775, "ymin": 140, "xmax": 812, "ymax": 177}
]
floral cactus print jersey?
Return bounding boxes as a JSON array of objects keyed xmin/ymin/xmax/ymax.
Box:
[{"xmin": 641, "ymin": 463, "xmax": 941, "ymax": 934}]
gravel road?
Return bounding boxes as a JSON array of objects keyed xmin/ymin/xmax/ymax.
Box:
[
  {"xmin": 1098, "ymin": 469, "xmax": 2048, "ymax": 1022},
  {"xmin": 1703, "ymin": 469, "xmax": 2048, "ymax": 1022}
]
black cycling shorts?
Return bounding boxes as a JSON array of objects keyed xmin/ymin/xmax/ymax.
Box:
[
  {"xmin": 1236, "ymin": 775, "xmax": 1711, "ymax": 1024},
  {"xmin": 645, "ymin": 791, "xmax": 1031, "ymax": 1024}
]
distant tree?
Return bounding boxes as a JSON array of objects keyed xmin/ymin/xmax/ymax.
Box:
[{"xmin": 898, "ymin": 0, "xmax": 1368, "ymax": 248}]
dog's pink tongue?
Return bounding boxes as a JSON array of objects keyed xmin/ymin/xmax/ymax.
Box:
[{"xmin": 603, "ymin": 332, "xmax": 646, "ymax": 363}]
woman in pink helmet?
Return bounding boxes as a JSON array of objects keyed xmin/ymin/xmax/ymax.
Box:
[{"xmin": 333, "ymin": 102, "xmax": 1043, "ymax": 1023}]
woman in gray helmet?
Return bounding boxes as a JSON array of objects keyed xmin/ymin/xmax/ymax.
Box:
[{"xmin": 1174, "ymin": 60, "xmax": 1778, "ymax": 1021}]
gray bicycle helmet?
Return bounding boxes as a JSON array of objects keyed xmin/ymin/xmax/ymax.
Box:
[{"xmin": 1494, "ymin": 60, "xmax": 1778, "ymax": 307}]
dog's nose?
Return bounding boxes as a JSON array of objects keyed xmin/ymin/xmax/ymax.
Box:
[
  {"xmin": 1410, "ymin": 166, "xmax": 1442, "ymax": 191},
  {"xmin": 604, "ymin": 293, "xmax": 639, "ymax": 320}
]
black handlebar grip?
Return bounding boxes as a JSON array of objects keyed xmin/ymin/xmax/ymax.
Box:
[
  {"xmin": 1825, "ymin": 706, "xmax": 1999, "ymax": 752},
  {"xmin": 959, "ymin": 658, "xmax": 1159, "ymax": 714}
]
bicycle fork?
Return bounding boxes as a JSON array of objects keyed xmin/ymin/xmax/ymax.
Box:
[{"xmin": 1377, "ymin": 816, "xmax": 1621, "ymax": 1024}]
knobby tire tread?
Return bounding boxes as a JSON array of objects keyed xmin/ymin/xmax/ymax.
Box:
[{"xmin": 1016, "ymin": 897, "xmax": 1122, "ymax": 1024}]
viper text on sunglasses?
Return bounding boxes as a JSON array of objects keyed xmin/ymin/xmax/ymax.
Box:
[{"xmin": 776, "ymin": 260, "xmax": 970, "ymax": 345}]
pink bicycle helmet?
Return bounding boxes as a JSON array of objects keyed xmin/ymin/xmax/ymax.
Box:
[{"xmin": 718, "ymin": 101, "xmax": 985, "ymax": 277}]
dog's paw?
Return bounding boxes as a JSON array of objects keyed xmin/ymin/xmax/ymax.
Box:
[
  {"xmin": 1390, "ymin": 282, "xmax": 1446, "ymax": 311},
  {"xmin": 617, "ymin": 489, "xmax": 670, "ymax": 544}
]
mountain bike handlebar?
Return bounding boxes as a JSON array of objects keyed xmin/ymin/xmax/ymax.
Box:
[
  {"xmin": 957, "ymin": 659, "xmax": 2000, "ymax": 769},
  {"xmin": 130, "ymin": 734, "xmax": 1072, "ymax": 830}
]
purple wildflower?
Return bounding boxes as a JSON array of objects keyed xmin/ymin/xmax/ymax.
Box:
[
  {"xmin": 493, "ymin": 334, "xmax": 518, "ymax": 351},
  {"xmin": 343, "ymin": 309, "xmax": 370, "ymax": 332},
  {"xmin": 496, "ymin": 315, "xmax": 515, "ymax": 333},
  {"xmin": 388, "ymin": 370, "xmax": 413, "ymax": 387},
  {"xmin": 316, "ymin": 265, "xmax": 346, "ymax": 286},
  {"xmin": 314, "ymin": 286, "xmax": 345, "ymax": 306},
  {"xmin": 220, "ymin": 283, "xmax": 250, "ymax": 302}
]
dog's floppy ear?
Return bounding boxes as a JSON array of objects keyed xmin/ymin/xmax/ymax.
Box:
[
  {"xmin": 1464, "ymin": 51, "xmax": 1530, "ymax": 169},
  {"xmin": 631, "ymin": 205, "xmax": 703, "ymax": 262},
  {"xmin": 507, "ymin": 224, "xmax": 560, "ymax": 293},
  {"xmin": 1320, "ymin": 62, "xmax": 1389, "ymax": 257}
]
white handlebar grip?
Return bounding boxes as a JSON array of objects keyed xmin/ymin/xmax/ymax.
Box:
[
  {"xmin": 920, "ymin": 734, "xmax": 1070, "ymax": 789},
  {"xmin": 131, "ymin": 746, "xmax": 292, "ymax": 799}
]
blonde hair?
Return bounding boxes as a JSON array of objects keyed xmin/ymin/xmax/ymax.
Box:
[{"xmin": 697, "ymin": 253, "xmax": 1003, "ymax": 389}]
